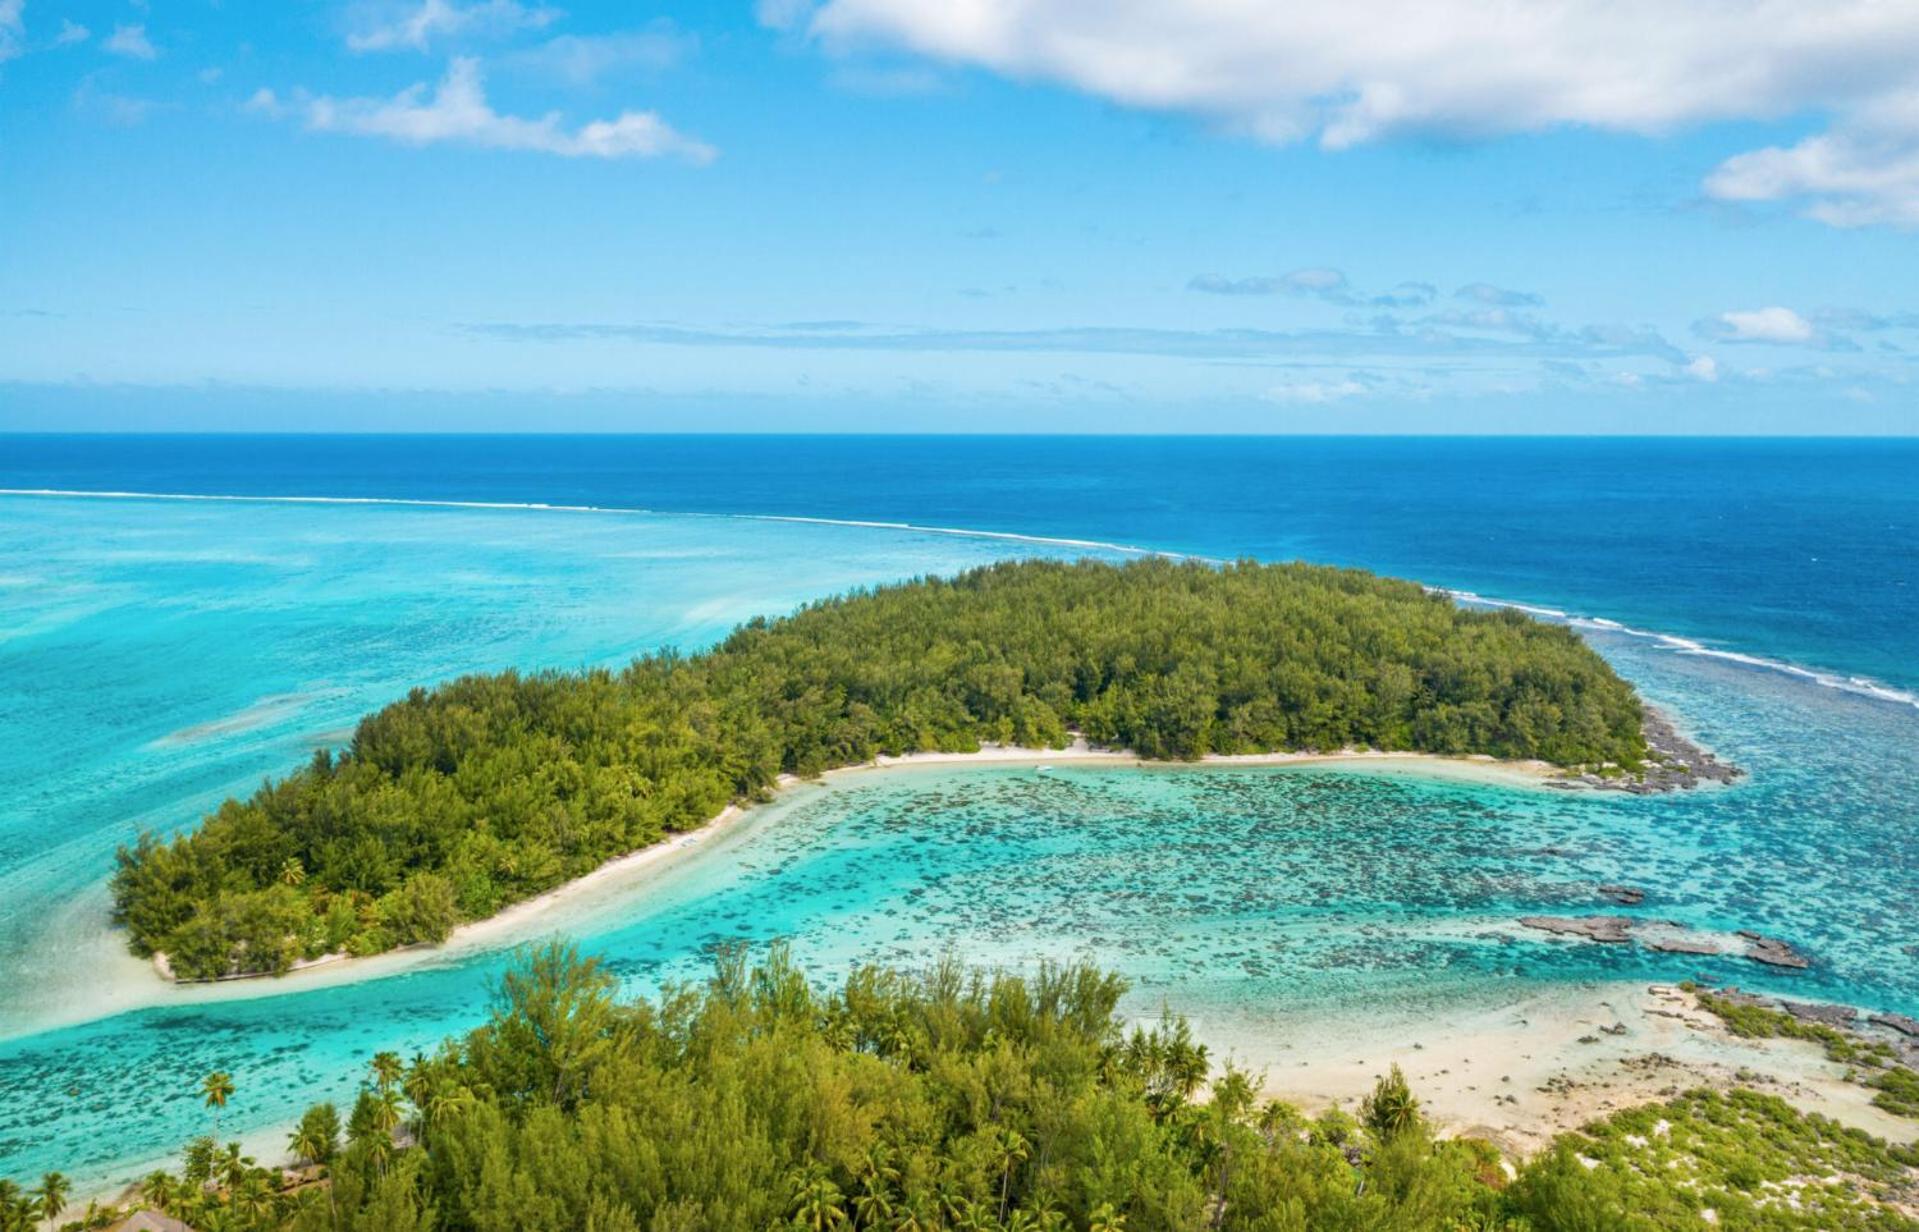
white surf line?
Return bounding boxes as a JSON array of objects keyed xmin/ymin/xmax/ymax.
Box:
[
  {"xmin": 0, "ymin": 487, "xmax": 1179, "ymax": 560},
  {"xmin": 1443, "ymin": 588, "xmax": 1919, "ymax": 711},
  {"xmin": 5, "ymin": 487, "xmax": 1910, "ymax": 711}
]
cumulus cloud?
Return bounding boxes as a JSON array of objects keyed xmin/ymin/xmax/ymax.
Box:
[
  {"xmin": 347, "ymin": 0, "xmax": 559, "ymax": 53},
  {"xmin": 1685, "ymin": 355, "xmax": 1720, "ymax": 382},
  {"xmin": 103, "ymin": 22, "xmax": 156, "ymax": 59},
  {"xmin": 55, "ymin": 18, "xmax": 89, "ymax": 46},
  {"xmin": 1699, "ymin": 306, "xmax": 1817, "ymax": 345},
  {"xmin": 1707, "ymin": 132, "xmax": 1919, "ymax": 228},
  {"xmin": 774, "ymin": 0, "xmax": 1919, "ymax": 228},
  {"xmin": 252, "ymin": 58, "xmax": 717, "ymax": 163}
]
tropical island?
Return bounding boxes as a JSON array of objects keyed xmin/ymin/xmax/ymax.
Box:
[{"xmin": 113, "ymin": 557, "xmax": 1656, "ymax": 981}]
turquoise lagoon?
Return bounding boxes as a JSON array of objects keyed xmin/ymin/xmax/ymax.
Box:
[{"xmin": 0, "ymin": 490, "xmax": 1915, "ymax": 1189}]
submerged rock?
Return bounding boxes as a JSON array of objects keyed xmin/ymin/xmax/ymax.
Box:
[
  {"xmin": 1743, "ymin": 935, "xmax": 1812, "ymax": 970},
  {"xmin": 1597, "ymin": 884, "xmax": 1645, "ymax": 906},
  {"xmin": 1645, "ymin": 936, "xmax": 1721, "ymax": 956},
  {"xmin": 1519, "ymin": 915, "xmax": 1635, "ymax": 943}
]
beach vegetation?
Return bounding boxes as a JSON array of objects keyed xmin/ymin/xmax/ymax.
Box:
[
  {"xmin": 16, "ymin": 947, "xmax": 1917, "ymax": 1231},
  {"xmin": 1687, "ymin": 986, "xmax": 1919, "ymax": 1120}
]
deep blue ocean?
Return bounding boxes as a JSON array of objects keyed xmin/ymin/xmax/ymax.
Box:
[
  {"xmin": 0, "ymin": 434, "xmax": 1914, "ymax": 1189},
  {"xmin": 7, "ymin": 435, "xmax": 1915, "ymax": 693}
]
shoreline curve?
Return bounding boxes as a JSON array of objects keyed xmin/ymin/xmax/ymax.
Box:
[{"xmin": 149, "ymin": 742, "xmax": 1562, "ymax": 991}]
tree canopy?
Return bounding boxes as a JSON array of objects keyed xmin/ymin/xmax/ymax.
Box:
[
  {"xmin": 17, "ymin": 946, "xmax": 1915, "ymax": 1232},
  {"xmin": 113, "ymin": 558, "xmax": 1648, "ymax": 978}
]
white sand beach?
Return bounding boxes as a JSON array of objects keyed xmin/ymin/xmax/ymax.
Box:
[{"xmin": 139, "ymin": 739, "xmax": 1561, "ymax": 991}]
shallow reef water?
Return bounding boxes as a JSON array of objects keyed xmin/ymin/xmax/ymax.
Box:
[{"xmin": 0, "ymin": 485, "xmax": 1914, "ymax": 1190}]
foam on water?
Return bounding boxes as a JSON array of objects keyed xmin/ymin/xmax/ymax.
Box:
[
  {"xmin": 12, "ymin": 487, "xmax": 1914, "ymax": 711},
  {"xmin": 0, "ymin": 487, "xmax": 1172, "ymax": 560}
]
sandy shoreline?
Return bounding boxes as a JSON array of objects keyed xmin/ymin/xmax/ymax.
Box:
[
  {"xmin": 80, "ymin": 743, "xmax": 1915, "ymax": 1195},
  {"xmin": 1232, "ymin": 980, "xmax": 1917, "ymax": 1155},
  {"xmin": 148, "ymin": 741, "xmax": 1559, "ymax": 989}
]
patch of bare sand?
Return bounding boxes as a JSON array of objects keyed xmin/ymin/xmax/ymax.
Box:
[{"xmin": 1238, "ymin": 981, "xmax": 1915, "ymax": 1156}]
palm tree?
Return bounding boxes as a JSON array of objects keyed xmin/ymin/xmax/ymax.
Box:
[
  {"xmin": 279, "ymin": 857, "xmax": 306, "ymax": 887},
  {"xmin": 787, "ymin": 1164, "xmax": 847, "ymax": 1231},
  {"xmin": 992, "ymin": 1125, "xmax": 1030, "ymax": 1222},
  {"xmin": 1089, "ymin": 1203, "xmax": 1127, "ymax": 1232},
  {"xmin": 231, "ymin": 1172, "xmax": 276, "ymax": 1224},
  {"xmin": 372, "ymin": 1084, "xmax": 404, "ymax": 1138},
  {"xmin": 34, "ymin": 1171, "xmax": 70, "ymax": 1224},
  {"xmin": 949, "ymin": 1199, "xmax": 998, "ymax": 1232},
  {"xmin": 421, "ymin": 1082, "xmax": 475, "ymax": 1143},
  {"xmin": 852, "ymin": 1143, "xmax": 899, "ymax": 1227},
  {"xmin": 889, "ymin": 1197, "xmax": 934, "ymax": 1232},
  {"xmin": 202, "ymin": 1070, "xmax": 235, "ymax": 1138},
  {"xmin": 369, "ymin": 1051, "xmax": 404, "ymax": 1094},
  {"xmin": 219, "ymin": 1141, "xmax": 254, "ymax": 1191},
  {"xmin": 142, "ymin": 1170, "xmax": 182, "ymax": 1213},
  {"xmin": 289, "ymin": 1103, "xmax": 341, "ymax": 1168}
]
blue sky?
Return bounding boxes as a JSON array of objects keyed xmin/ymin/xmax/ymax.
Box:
[{"xmin": 2, "ymin": 0, "xmax": 1917, "ymax": 432}]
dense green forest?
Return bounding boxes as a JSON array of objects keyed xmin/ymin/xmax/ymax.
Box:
[
  {"xmin": 113, "ymin": 558, "xmax": 1649, "ymax": 978},
  {"xmin": 12, "ymin": 947, "xmax": 1915, "ymax": 1232}
]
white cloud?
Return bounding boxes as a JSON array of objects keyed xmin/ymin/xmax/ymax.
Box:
[
  {"xmin": 508, "ymin": 26, "xmax": 694, "ymax": 87},
  {"xmin": 1709, "ymin": 307, "xmax": 1817, "ymax": 345},
  {"xmin": 1707, "ymin": 132, "xmax": 1919, "ymax": 228},
  {"xmin": 0, "ymin": 0, "xmax": 21, "ymax": 64},
  {"xmin": 103, "ymin": 23, "xmax": 156, "ymax": 59},
  {"xmin": 55, "ymin": 18, "xmax": 89, "ymax": 46},
  {"xmin": 1685, "ymin": 355, "xmax": 1720, "ymax": 382},
  {"xmin": 781, "ymin": 0, "xmax": 1919, "ymax": 228},
  {"xmin": 262, "ymin": 57, "xmax": 717, "ymax": 163},
  {"xmin": 1456, "ymin": 282, "xmax": 1543, "ymax": 308},
  {"xmin": 347, "ymin": 0, "xmax": 559, "ymax": 54},
  {"xmin": 1262, "ymin": 377, "xmax": 1377, "ymax": 405}
]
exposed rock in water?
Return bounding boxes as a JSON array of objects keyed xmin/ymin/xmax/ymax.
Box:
[
  {"xmin": 1519, "ymin": 915, "xmax": 1635, "ymax": 943},
  {"xmin": 1781, "ymin": 1000, "xmax": 1857, "ymax": 1028},
  {"xmin": 1645, "ymin": 936, "xmax": 1721, "ymax": 956},
  {"xmin": 1597, "ymin": 884, "xmax": 1645, "ymax": 905},
  {"xmin": 1565, "ymin": 707, "xmax": 1743, "ymax": 794},
  {"xmin": 1870, "ymin": 1012, "xmax": 1919, "ymax": 1038},
  {"xmin": 1743, "ymin": 935, "xmax": 1812, "ymax": 970}
]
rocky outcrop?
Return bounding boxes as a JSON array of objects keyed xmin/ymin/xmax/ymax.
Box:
[
  {"xmin": 1558, "ymin": 707, "xmax": 1743, "ymax": 794},
  {"xmin": 1781, "ymin": 1000, "xmax": 1857, "ymax": 1028},
  {"xmin": 1645, "ymin": 936, "xmax": 1720, "ymax": 956},
  {"xmin": 1739, "ymin": 932, "xmax": 1813, "ymax": 970},
  {"xmin": 1516, "ymin": 915, "xmax": 1815, "ymax": 972},
  {"xmin": 1519, "ymin": 915, "xmax": 1634, "ymax": 943},
  {"xmin": 1870, "ymin": 1012, "xmax": 1919, "ymax": 1038},
  {"xmin": 1598, "ymin": 885, "xmax": 1645, "ymax": 905}
]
